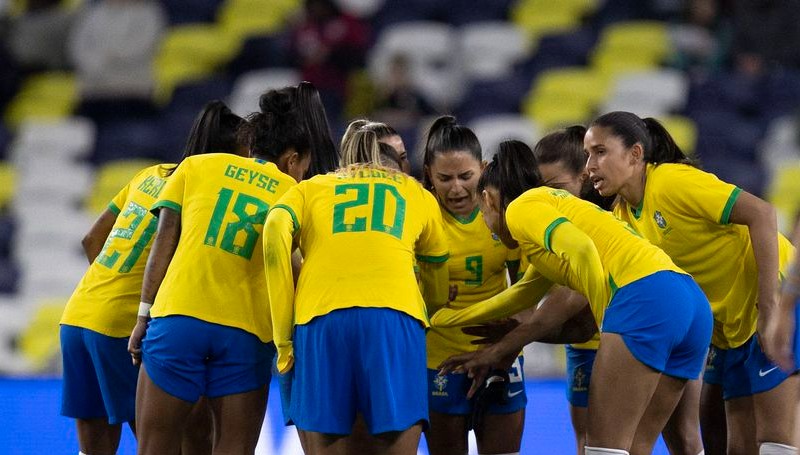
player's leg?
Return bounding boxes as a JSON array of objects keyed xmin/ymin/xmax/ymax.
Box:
[
  {"xmin": 566, "ymin": 346, "xmax": 595, "ymax": 455},
  {"xmin": 753, "ymin": 375, "xmax": 800, "ymax": 453},
  {"xmin": 629, "ymin": 375, "xmax": 690, "ymax": 455},
  {"xmin": 426, "ymin": 411, "xmax": 469, "ymax": 455},
  {"xmin": 180, "ymin": 397, "xmax": 213, "ymax": 455},
  {"xmin": 725, "ymin": 396, "xmax": 758, "ymax": 454},
  {"xmin": 475, "ymin": 357, "xmax": 527, "ymax": 454},
  {"xmin": 207, "ymin": 386, "xmax": 268, "ymax": 453},
  {"xmin": 586, "ymin": 333, "xmax": 670, "ymax": 452},
  {"xmin": 659, "ymin": 379, "xmax": 704, "ymax": 455},
  {"xmin": 700, "ymin": 382, "xmax": 727, "ymax": 455},
  {"xmin": 135, "ymin": 365, "xmax": 195, "ymax": 455}
]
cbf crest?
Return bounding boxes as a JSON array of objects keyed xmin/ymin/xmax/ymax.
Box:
[
  {"xmin": 432, "ymin": 374, "xmax": 449, "ymax": 397},
  {"xmin": 653, "ymin": 210, "xmax": 667, "ymax": 229}
]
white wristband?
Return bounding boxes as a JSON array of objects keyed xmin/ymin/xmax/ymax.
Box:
[{"xmin": 138, "ymin": 302, "xmax": 152, "ymax": 318}]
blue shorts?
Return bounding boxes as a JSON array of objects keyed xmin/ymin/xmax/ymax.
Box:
[
  {"xmin": 141, "ymin": 315, "xmax": 274, "ymax": 403},
  {"xmin": 428, "ymin": 357, "xmax": 527, "ymax": 415},
  {"xmin": 704, "ymin": 299, "xmax": 800, "ymax": 400},
  {"xmin": 60, "ymin": 325, "xmax": 138, "ymax": 424},
  {"xmin": 290, "ymin": 307, "xmax": 427, "ymax": 435},
  {"xmin": 602, "ymin": 271, "xmax": 713, "ymax": 380},
  {"xmin": 565, "ymin": 346, "xmax": 596, "ymax": 408}
]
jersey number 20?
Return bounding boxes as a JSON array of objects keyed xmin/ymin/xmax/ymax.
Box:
[{"xmin": 332, "ymin": 183, "xmax": 406, "ymax": 239}]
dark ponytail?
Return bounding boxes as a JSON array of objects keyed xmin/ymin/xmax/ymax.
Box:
[
  {"xmin": 296, "ymin": 81, "xmax": 339, "ymax": 177},
  {"xmin": 422, "ymin": 115, "xmax": 482, "ymax": 189},
  {"xmin": 165, "ymin": 100, "xmax": 244, "ymax": 176},
  {"xmin": 478, "ymin": 140, "xmax": 543, "ymax": 208},
  {"xmin": 238, "ymin": 87, "xmax": 311, "ymax": 162},
  {"xmin": 590, "ymin": 111, "xmax": 694, "ymax": 166}
]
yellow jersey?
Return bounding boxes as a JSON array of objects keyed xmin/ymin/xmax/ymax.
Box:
[
  {"xmin": 614, "ymin": 163, "xmax": 795, "ymax": 349},
  {"xmin": 507, "ymin": 187, "xmax": 684, "ymax": 329},
  {"xmin": 61, "ymin": 164, "xmax": 170, "ymax": 337},
  {"xmin": 266, "ymin": 165, "xmax": 450, "ymax": 372},
  {"xmin": 426, "ymin": 207, "xmax": 520, "ymax": 368},
  {"xmin": 150, "ymin": 153, "xmax": 297, "ymax": 343}
]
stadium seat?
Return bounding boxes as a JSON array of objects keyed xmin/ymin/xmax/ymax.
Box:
[
  {"xmin": 154, "ymin": 25, "xmax": 241, "ymax": 103},
  {"xmin": 511, "ymin": 0, "xmax": 598, "ymax": 40},
  {"xmin": 658, "ymin": 115, "xmax": 698, "ymax": 156},
  {"xmin": 335, "ymin": 0, "xmax": 386, "ymax": 18},
  {"xmin": 460, "ymin": 22, "xmax": 534, "ymax": 81},
  {"xmin": 3, "ymin": 72, "xmax": 78, "ymax": 127},
  {"xmin": 470, "ymin": 114, "xmax": 540, "ymax": 161},
  {"xmin": 228, "ymin": 68, "xmax": 301, "ymax": 117},
  {"xmin": 523, "ymin": 67, "xmax": 610, "ymax": 130},
  {"xmin": 92, "ymin": 117, "xmax": 167, "ymax": 164},
  {"xmin": 759, "ymin": 115, "xmax": 800, "ymax": 175},
  {"xmin": 17, "ymin": 298, "xmax": 67, "ymax": 372},
  {"xmin": 11, "ymin": 118, "xmax": 96, "ymax": 166},
  {"xmin": 0, "ymin": 163, "xmax": 15, "ymax": 210},
  {"xmin": 368, "ymin": 21, "xmax": 465, "ymax": 108},
  {"xmin": 86, "ymin": 159, "xmax": 160, "ymax": 214},
  {"xmin": 602, "ymin": 69, "xmax": 689, "ymax": 116},
  {"xmin": 766, "ymin": 162, "xmax": 800, "ymax": 235},
  {"xmin": 217, "ymin": 0, "xmax": 300, "ymax": 40},
  {"xmin": 163, "ymin": 0, "xmax": 222, "ymax": 24}
]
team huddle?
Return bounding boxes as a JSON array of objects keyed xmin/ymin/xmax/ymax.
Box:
[{"xmin": 58, "ymin": 81, "xmax": 800, "ymax": 455}]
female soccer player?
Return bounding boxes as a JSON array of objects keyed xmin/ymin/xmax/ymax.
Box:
[
  {"xmin": 584, "ymin": 111, "xmax": 797, "ymax": 455},
  {"xmin": 537, "ymin": 126, "xmax": 704, "ymax": 455},
  {"xmin": 342, "ymin": 119, "xmax": 411, "ymax": 174},
  {"xmin": 265, "ymin": 125, "xmax": 450, "ymax": 455},
  {"xmin": 420, "ymin": 115, "xmax": 524, "ymax": 455},
  {"xmin": 59, "ymin": 100, "xmax": 245, "ymax": 455},
  {"xmin": 127, "ymin": 88, "xmax": 312, "ymax": 455},
  {"xmin": 438, "ymin": 140, "xmax": 712, "ymax": 455}
]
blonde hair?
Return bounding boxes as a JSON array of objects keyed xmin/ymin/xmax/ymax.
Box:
[{"xmin": 340, "ymin": 120, "xmax": 386, "ymax": 167}]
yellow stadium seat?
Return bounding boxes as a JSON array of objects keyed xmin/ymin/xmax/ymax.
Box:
[
  {"xmin": 592, "ymin": 47, "xmax": 662, "ymax": 77},
  {"xmin": 0, "ymin": 163, "xmax": 16, "ymax": 209},
  {"xmin": 154, "ymin": 25, "xmax": 242, "ymax": 102},
  {"xmin": 86, "ymin": 159, "xmax": 159, "ymax": 214},
  {"xmin": 511, "ymin": 9, "xmax": 580, "ymax": 41},
  {"xmin": 18, "ymin": 298, "xmax": 68, "ymax": 372},
  {"xmin": 657, "ymin": 115, "xmax": 697, "ymax": 156},
  {"xmin": 218, "ymin": 0, "xmax": 301, "ymax": 39},
  {"xmin": 513, "ymin": 0, "xmax": 599, "ymax": 19},
  {"xmin": 767, "ymin": 162, "xmax": 800, "ymax": 236},
  {"xmin": 4, "ymin": 72, "xmax": 78, "ymax": 127},
  {"xmin": 522, "ymin": 67, "xmax": 610, "ymax": 130},
  {"xmin": 595, "ymin": 21, "xmax": 671, "ymax": 63}
]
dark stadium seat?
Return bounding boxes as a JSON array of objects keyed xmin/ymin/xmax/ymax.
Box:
[{"xmin": 162, "ymin": 0, "xmax": 223, "ymax": 25}]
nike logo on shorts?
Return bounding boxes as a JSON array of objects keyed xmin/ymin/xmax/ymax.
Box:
[
  {"xmin": 758, "ymin": 366, "xmax": 779, "ymax": 377},
  {"xmin": 508, "ymin": 390, "xmax": 523, "ymax": 398}
]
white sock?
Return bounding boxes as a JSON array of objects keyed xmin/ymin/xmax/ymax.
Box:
[
  {"xmin": 585, "ymin": 447, "xmax": 629, "ymax": 455},
  {"xmin": 760, "ymin": 442, "xmax": 797, "ymax": 454},
  {"xmin": 698, "ymin": 451, "xmax": 705, "ymax": 455}
]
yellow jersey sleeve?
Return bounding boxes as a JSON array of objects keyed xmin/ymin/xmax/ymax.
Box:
[
  {"xmin": 265, "ymin": 194, "xmax": 301, "ymax": 373},
  {"xmin": 430, "ymin": 265, "xmax": 553, "ymax": 327},
  {"xmin": 416, "ymin": 191, "xmax": 450, "ymax": 263},
  {"xmin": 108, "ymin": 181, "xmax": 130, "ymax": 215},
  {"xmin": 651, "ymin": 164, "xmax": 740, "ymax": 225},
  {"xmin": 151, "ymin": 160, "xmax": 188, "ymax": 214}
]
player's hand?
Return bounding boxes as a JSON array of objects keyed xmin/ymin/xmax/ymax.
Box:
[
  {"xmin": 463, "ymin": 318, "xmax": 520, "ymax": 345},
  {"xmin": 438, "ymin": 344, "xmax": 517, "ymax": 399},
  {"xmin": 128, "ymin": 318, "xmax": 148, "ymax": 366},
  {"xmin": 759, "ymin": 293, "xmax": 797, "ymax": 373},
  {"xmin": 448, "ymin": 284, "xmax": 458, "ymax": 303}
]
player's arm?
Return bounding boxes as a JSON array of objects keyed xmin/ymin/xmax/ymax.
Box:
[
  {"xmin": 82, "ymin": 209, "xmax": 117, "ymax": 263},
  {"xmin": 264, "ymin": 206, "xmax": 298, "ymax": 374},
  {"xmin": 129, "ymin": 208, "xmax": 181, "ymax": 365},
  {"xmin": 431, "ymin": 265, "xmax": 554, "ymax": 327},
  {"xmin": 728, "ymin": 193, "xmax": 781, "ymax": 338},
  {"xmin": 418, "ymin": 259, "xmax": 449, "ymax": 313}
]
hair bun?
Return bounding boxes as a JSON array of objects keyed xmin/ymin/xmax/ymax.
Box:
[{"xmin": 258, "ymin": 89, "xmax": 294, "ymax": 115}]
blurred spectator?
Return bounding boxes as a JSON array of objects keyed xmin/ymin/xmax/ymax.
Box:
[
  {"xmin": 372, "ymin": 53, "xmax": 435, "ymax": 131},
  {"xmin": 289, "ymin": 0, "xmax": 370, "ymax": 122},
  {"xmin": 8, "ymin": 0, "xmax": 75, "ymax": 72},
  {"xmin": 731, "ymin": 0, "xmax": 800, "ymax": 73},
  {"xmin": 67, "ymin": 0, "xmax": 166, "ymax": 120},
  {"xmin": 671, "ymin": 0, "xmax": 729, "ymax": 73}
]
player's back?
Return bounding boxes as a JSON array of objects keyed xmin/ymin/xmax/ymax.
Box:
[
  {"xmin": 285, "ymin": 165, "xmax": 448, "ymax": 327},
  {"xmin": 151, "ymin": 153, "xmax": 298, "ymax": 342},
  {"xmin": 61, "ymin": 164, "xmax": 171, "ymax": 337}
]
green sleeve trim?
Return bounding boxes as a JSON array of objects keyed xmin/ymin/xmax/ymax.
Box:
[
  {"xmin": 719, "ymin": 187, "xmax": 742, "ymax": 225},
  {"xmin": 505, "ymin": 259, "xmax": 520, "ymax": 268},
  {"xmin": 415, "ymin": 253, "xmax": 449, "ymax": 263},
  {"xmin": 151, "ymin": 200, "xmax": 181, "ymax": 216},
  {"xmin": 608, "ymin": 274, "xmax": 618, "ymax": 298},
  {"xmin": 271, "ymin": 204, "xmax": 300, "ymax": 235},
  {"xmin": 107, "ymin": 202, "xmax": 121, "ymax": 216},
  {"xmin": 544, "ymin": 217, "xmax": 569, "ymax": 252}
]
